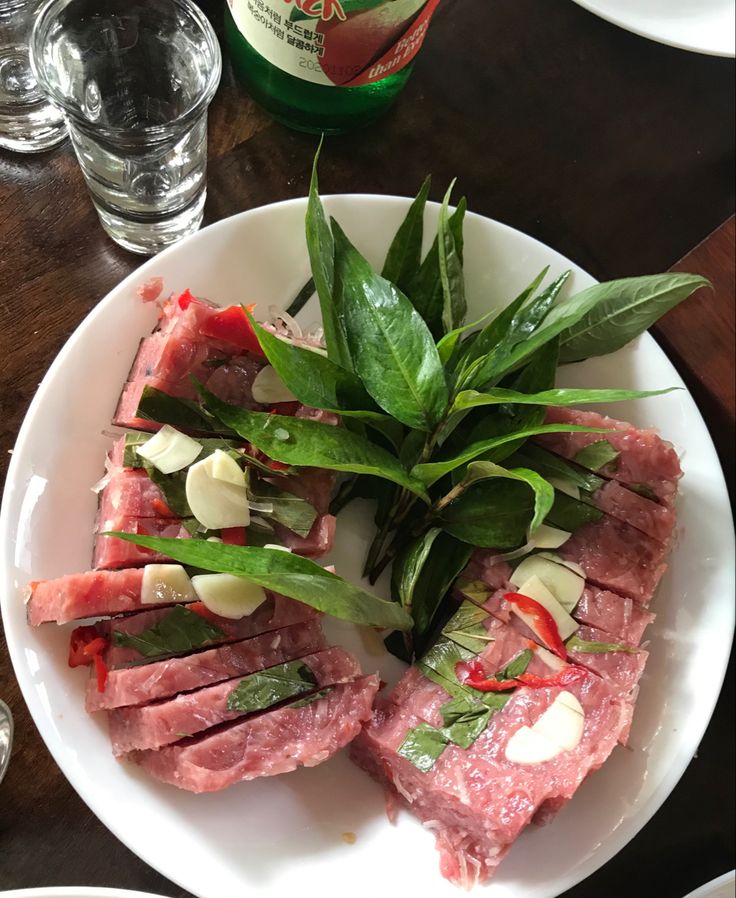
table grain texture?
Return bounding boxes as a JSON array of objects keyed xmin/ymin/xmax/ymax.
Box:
[{"xmin": 0, "ymin": 1, "xmax": 733, "ymax": 895}]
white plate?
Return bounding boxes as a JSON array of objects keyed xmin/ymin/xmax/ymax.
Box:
[
  {"xmin": 685, "ymin": 871, "xmax": 736, "ymax": 898},
  {"xmin": 572, "ymin": 0, "xmax": 735, "ymax": 57},
  {"xmin": 1, "ymin": 891, "xmax": 168, "ymax": 898},
  {"xmin": 1, "ymin": 196, "xmax": 734, "ymax": 898}
]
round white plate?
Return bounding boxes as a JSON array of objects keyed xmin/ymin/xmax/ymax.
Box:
[
  {"xmin": 1, "ymin": 891, "xmax": 167, "ymax": 898},
  {"xmin": 685, "ymin": 871, "xmax": 736, "ymax": 898},
  {"xmin": 572, "ymin": 0, "xmax": 735, "ymax": 57},
  {"xmin": 1, "ymin": 196, "xmax": 734, "ymax": 898}
]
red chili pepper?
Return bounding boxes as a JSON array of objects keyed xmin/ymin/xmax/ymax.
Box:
[
  {"xmin": 515, "ymin": 666, "xmax": 588, "ymax": 689},
  {"xmin": 188, "ymin": 601, "xmax": 220, "ymax": 623},
  {"xmin": 151, "ymin": 496, "xmax": 173, "ymax": 517},
  {"xmin": 68, "ymin": 626, "xmax": 108, "ymax": 668},
  {"xmin": 94, "ymin": 654, "xmax": 108, "ymax": 693},
  {"xmin": 221, "ymin": 527, "xmax": 247, "ymax": 546},
  {"xmin": 199, "ymin": 303, "xmax": 263, "ymax": 355},
  {"xmin": 454, "ymin": 659, "xmax": 517, "ymax": 692},
  {"xmin": 269, "ymin": 401, "xmax": 300, "ymax": 417},
  {"xmin": 177, "ymin": 288, "xmax": 198, "ymax": 310},
  {"xmin": 504, "ymin": 592, "xmax": 567, "ymax": 659}
]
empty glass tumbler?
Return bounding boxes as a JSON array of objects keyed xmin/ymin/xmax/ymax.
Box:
[
  {"xmin": 30, "ymin": 0, "xmax": 222, "ymax": 254},
  {"xmin": 0, "ymin": 0, "xmax": 66, "ymax": 152}
]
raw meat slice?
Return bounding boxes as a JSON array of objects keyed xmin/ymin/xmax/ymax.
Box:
[
  {"xmin": 98, "ymin": 593, "xmax": 318, "ymax": 668},
  {"xmin": 566, "ymin": 625, "xmax": 648, "ymax": 695},
  {"xmin": 28, "ymin": 568, "xmax": 145, "ymax": 626},
  {"xmin": 97, "ymin": 468, "xmax": 177, "ymax": 521},
  {"xmin": 591, "ymin": 479, "xmax": 675, "ymax": 544},
  {"xmin": 535, "ymin": 407, "xmax": 682, "ymax": 506},
  {"xmin": 86, "ymin": 617, "xmax": 326, "ymax": 712},
  {"xmin": 270, "ymin": 514, "xmax": 336, "ymax": 557},
  {"xmin": 351, "ymin": 668, "xmax": 629, "ymax": 887},
  {"xmin": 108, "ymin": 645, "xmax": 363, "ymax": 755},
  {"xmin": 93, "ymin": 515, "xmax": 191, "ymax": 570},
  {"xmin": 133, "ymin": 674, "xmax": 380, "ymax": 793}
]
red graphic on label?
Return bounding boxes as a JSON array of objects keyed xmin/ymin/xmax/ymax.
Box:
[
  {"xmin": 315, "ymin": 0, "xmax": 440, "ymax": 87},
  {"xmin": 283, "ymin": 0, "xmax": 347, "ymax": 22}
]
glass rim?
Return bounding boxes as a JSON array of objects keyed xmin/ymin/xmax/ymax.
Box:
[{"xmin": 28, "ymin": 0, "xmax": 222, "ymax": 139}]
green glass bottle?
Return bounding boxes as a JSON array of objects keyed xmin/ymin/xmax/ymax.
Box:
[{"xmin": 224, "ymin": 0, "xmax": 440, "ymax": 134}]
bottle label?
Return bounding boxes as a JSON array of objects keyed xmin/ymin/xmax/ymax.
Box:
[{"xmin": 227, "ymin": 0, "xmax": 440, "ymax": 87}]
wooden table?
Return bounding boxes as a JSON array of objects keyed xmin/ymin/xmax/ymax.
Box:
[{"xmin": 1, "ymin": 1, "xmax": 733, "ymax": 894}]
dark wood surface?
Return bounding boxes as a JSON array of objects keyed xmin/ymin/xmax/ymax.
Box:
[{"xmin": 0, "ymin": 1, "xmax": 733, "ymax": 895}]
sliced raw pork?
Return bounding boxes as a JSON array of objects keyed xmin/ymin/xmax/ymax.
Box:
[
  {"xmin": 93, "ymin": 515, "xmax": 191, "ymax": 570},
  {"xmin": 535, "ymin": 407, "xmax": 682, "ymax": 506},
  {"xmin": 133, "ymin": 674, "xmax": 379, "ymax": 793},
  {"xmin": 28, "ymin": 568, "xmax": 146, "ymax": 626},
  {"xmin": 108, "ymin": 645, "xmax": 362, "ymax": 755},
  {"xmin": 86, "ymin": 617, "xmax": 326, "ymax": 712}
]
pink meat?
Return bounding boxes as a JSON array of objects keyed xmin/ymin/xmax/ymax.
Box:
[
  {"xmin": 268, "ymin": 466, "xmax": 337, "ymax": 516},
  {"xmin": 351, "ymin": 668, "xmax": 629, "ymax": 887},
  {"xmin": 98, "ymin": 593, "xmax": 318, "ymax": 668},
  {"xmin": 559, "ymin": 515, "xmax": 668, "ymax": 604},
  {"xmin": 272, "ymin": 514, "xmax": 336, "ymax": 557},
  {"xmin": 108, "ymin": 645, "xmax": 363, "ymax": 755},
  {"xmin": 536, "ymin": 407, "xmax": 682, "ymax": 506},
  {"xmin": 97, "ymin": 468, "xmax": 176, "ymax": 521},
  {"xmin": 574, "ymin": 587, "xmax": 654, "ymax": 645},
  {"xmin": 133, "ymin": 674, "xmax": 379, "ymax": 793},
  {"xmin": 592, "ymin": 479, "xmax": 675, "ymax": 544},
  {"xmin": 93, "ymin": 516, "xmax": 191, "ymax": 570},
  {"xmin": 28, "ymin": 568, "xmax": 145, "ymax": 626},
  {"xmin": 86, "ymin": 617, "xmax": 326, "ymax": 712},
  {"xmin": 566, "ymin": 625, "xmax": 648, "ymax": 696}
]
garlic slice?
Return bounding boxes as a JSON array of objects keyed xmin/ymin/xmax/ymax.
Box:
[
  {"xmin": 512, "ymin": 575, "xmax": 579, "ymax": 640},
  {"xmin": 531, "ymin": 523, "xmax": 572, "ymax": 550},
  {"xmin": 511, "ymin": 555, "xmax": 585, "ymax": 613},
  {"xmin": 136, "ymin": 425, "xmax": 202, "ymax": 474},
  {"xmin": 251, "ymin": 365, "xmax": 298, "ymax": 405},
  {"xmin": 505, "ymin": 691, "xmax": 585, "ymax": 763},
  {"xmin": 141, "ymin": 564, "xmax": 196, "ymax": 605},
  {"xmin": 191, "ymin": 573, "xmax": 267, "ymax": 620},
  {"xmin": 548, "ymin": 476, "xmax": 580, "ymax": 500},
  {"xmin": 185, "ymin": 450, "xmax": 250, "ymax": 531}
]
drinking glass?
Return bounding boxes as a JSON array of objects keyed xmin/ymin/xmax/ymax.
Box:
[
  {"xmin": 0, "ymin": 699, "xmax": 12, "ymax": 786},
  {"xmin": 0, "ymin": 0, "xmax": 67, "ymax": 152},
  {"xmin": 30, "ymin": 0, "xmax": 222, "ymax": 255}
]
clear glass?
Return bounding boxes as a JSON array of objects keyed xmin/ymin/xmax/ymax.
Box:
[
  {"xmin": 30, "ymin": 0, "xmax": 222, "ymax": 255},
  {"xmin": 0, "ymin": 0, "xmax": 66, "ymax": 152}
]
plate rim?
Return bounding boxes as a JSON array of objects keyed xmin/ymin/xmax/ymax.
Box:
[
  {"xmin": 1, "ymin": 193, "xmax": 734, "ymax": 898},
  {"xmin": 571, "ymin": 0, "xmax": 736, "ymax": 57}
]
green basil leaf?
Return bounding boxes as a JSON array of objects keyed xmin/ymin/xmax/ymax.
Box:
[
  {"xmin": 306, "ymin": 144, "xmax": 351, "ymax": 368},
  {"xmin": 558, "ymin": 274, "xmax": 710, "ymax": 363},
  {"xmin": 143, "ymin": 466, "xmax": 191, "ymax": 518},
  {"xmin": 381, "ymin": 175, "xmax": 431, "ymax": 293},
  {"xmin": 566, "ymin": 635, "xmax": 638, "ymax": 654},
  {"xmin": 332, "ymin": 220, "xmax": 449, "ymax": 431},
  {"xmin": 196, "ymin": 381, "xmax": 429, "ymax": 502},
  {"xmin": 413, "ymin": 423, "xmax": 610, "ymax": 486},
  {"xmin": 454, "ymin": 461, "xmax": 555, "ymax": 535},
  {"xmin": 438, "ymin": 182, "xmax": 466, "ymax": 333},
  {"xmin": 627, "ymin": 482, "xmax": 659, "ymax": 501},
  {"xmin": 451, "ymin": 385, "xmax": 675, "ymax": 415},
  {"xmin": 136, "ymin": 386, "xmax": 225, "ymax": 434},
  {"xmin": 285, "ymin": 277, "xmax": 315, "ymax": 318},
  {"xmin": 546, "ymin": 491, "xmax": 603, "ymax": 531},
  {"xmin": 248, "ymin": 479, "xmax": 318, "ymax": 538},
  {"xmin": 573, "ymin": 440, "xmax": 621, "ymax": 472},
  {"xmin": 439, "ymin": 698, "xmax": 492, "ymax": 748},
  {"xmin": 290, "ymin": 686, "xmax": 334, "ymax": 708},
  {"xmin": 439, "ymin": 479, "xmax": 535, "ymax": 548},
  {"xmin": 112, "ymin": 605, "xmax": 225, "ymax": 659},
  {"xmin": 420, "ymin": 636, "xmax": 475, "ymax": 684},
  {"xmin": 397, "ymin": 723, "xmax": 449, "ymax": 773},
  {"xmin": 101, "ymin": 536, "xmax": 413, "ymax": 631},
  {"xmin": 436, "ymin": 308, "xmax": 497, "ymax": 368},
  {"xmin": 407, "ymin": 198, "xmax": 467, "ymax": 338},
  {"xmin": 442, "ymin": 600, "xmax": 494, "ymax": 654},
  {"xmin": 495, "ymin": 648, "xmax": 534, "ymax": 681},
  {"xmin": 226, "ymin": 659, "xmax": 318, "ymax": 712},
  {"xmin": 510, "ymin": 444, "xmax": 605, "ymax": 493}
]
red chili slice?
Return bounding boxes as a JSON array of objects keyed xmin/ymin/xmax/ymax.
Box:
[
  {"xmin": 199, "ymin": 303, "xmax": 263, "ymax": 355},
  {"xmin": 68, "ymin": 626, "xmax": 108, "ymax": 668},
  {"xmin": 221, "ymin": 527, "xmax": 247, "ymax": 546},
  {"xmin": 504, "ymin": 592, "xmax": 567, "ymax": 659},
  {"xmin": 515, "ymin": 667, "xmax": 588, "ymax": 689},
  {"xmin": 454, "ymin": 659, "xmax": 517, "ymax": 692},
  {"xmin": 177, "ymin": 288, "xmax": 198, "ymax": 310},
  {"xmin": 94, "ymin": 654, "xmax": 108, "ymax": 693}
]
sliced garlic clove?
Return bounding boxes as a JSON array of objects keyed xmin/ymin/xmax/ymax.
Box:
[
  {"xmin": 141, "ymin": 564, "xmax": 196, "ymax": 605},
  {"xmin": 191, "ymin": 573, "xmax": 267, "ymax": 620},
  {"xmin": 185, "ymin": 450, "xmax": 250, "ymax": 531},
  {"xmin": 251, "ymin": 365, "xmax": 298, "ymax": 405},
  {"xmin": 512, "ymin": 574, "xmax": 579, "ymax": 640},
  {"xmin": 511, "ymin": 554, "xmax": 584, "ymax": 613},
  {"xmin": 135, "ymin": 425, "xmax": 202, "ymax": 475}
]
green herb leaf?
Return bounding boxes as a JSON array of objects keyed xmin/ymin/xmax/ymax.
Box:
[
  {"xmin": 436, "ymin": 308, "xmax": 497, "ymax": 367},
  {"xmin": 381, "ymin": 175, "xmax": 431, "ymax": 293},
  {"xmin": 102, "ymin": 536, "xmax": 413, "ymax": 631},
  {"xmin": 566, "ymin": 635, "xmax": 638, "ymax": 654},
  {"xmin": 545, "ymin": 491, "xmax": 603, "ymax": 531},
  {"xmin": 438, "ymin": 479, "xmax": 536, "ymax": 548},
  {"xmin": 439, "ymin": 697, "xmax": 492, "ymax": 748},
  {"xmin": 196, "ymin": 381, "xmax": 429, "ymax": 502},
  {"xmin": 438, "ymin": 182, "xmax": 467, "ymax": 333},
  {"xmin": 248, "ymin": 478, "xmax": 318, "ymax": 538},
  {"xmin": 306, "ymin": 143, "xmax": 351, "ymax": 368},
  {"xmin": 558, "ymin": 274, "xmax": 711, "ymax": 362},
  {"xmin": 495, "ymin": 648, "xmax": 534, "ymax": 681},
  {"xmin": 111, "ymin": 605, "xmax": 225, "ymax": 659},
  {"xmin": 332, "ymin": 220, "xmax": 448, "ymax": 431},
  {"xmin": 511, "ymin": 444, "xmax": 605, "ymax": 493},
  {"xmin": 143, "ymin": 466, "xmax": 191, "ymax": 518},
  {"xmin": 226, "ymin": 659, "xmax": 318, "ymax": 712},
  {"xmin": 136, "ymin": 386, "xmax": 225, "ymax": 434},
  {"xmin": 290, "ymin": 686, "xmax": 334, "ymax": 708},
  {"xmin": 407, "ymin": 198, "xmax": 467, "ymax": 338},
  {"xmin": 573, "ymin": 440, "xmax": 621, "ymax": 472},
  {"xmin": 285, "ymin": 277, "xmax": 315, "ymax": 318},
  {"xmin": 451, "ymin": 385, "xmax": 675, "ymax": 415},
  {"xmin": 442, "ymin": 600, "xmax": 493, "ymax": 653},
  {"xmin": 412, "ymin": 423, "xmax": 610, "ymax": 486},
  {"xmin": 420, "ymin": 636, "xmax": 475, "ymax": 685},
  {"xmin": 397, "ymin": 723, "xmax": 449, "ymax": 773}
]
